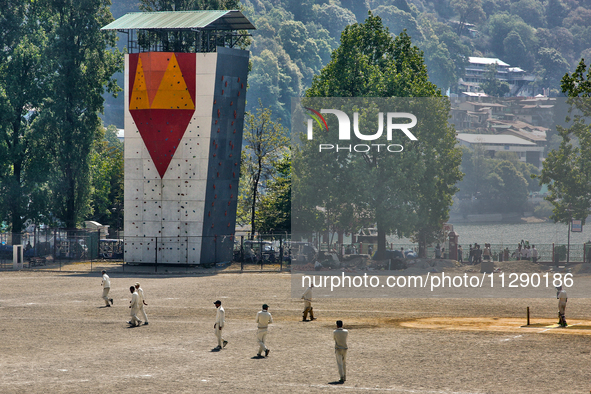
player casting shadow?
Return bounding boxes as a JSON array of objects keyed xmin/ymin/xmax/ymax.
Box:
[
  {"xmin": 251, "ymin": 355, "xmax": 265, "ymax": 359},
  {"xmin": 97, "ymin": 305, "xmax": 112, "ymax": 309},
  {"xmin": 210, "ymin": 347, "xmax": 221, "ymax": 352},
  {"xmin": 328, "ymin": 381, "xmax": 344, "ymax": 385}
]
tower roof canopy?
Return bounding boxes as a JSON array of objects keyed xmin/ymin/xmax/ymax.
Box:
[{"xmin": 102, "ymin": 10, "xmax": 255, "ymax": 31}]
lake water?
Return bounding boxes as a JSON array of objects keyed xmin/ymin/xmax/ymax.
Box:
[
  {"xmin": 447, "ymin": 222, "xmax": 591, "ymax": 246},
  {"xmin": 389, "ymin": 221, "xmax": 591, "ymax": 247}
]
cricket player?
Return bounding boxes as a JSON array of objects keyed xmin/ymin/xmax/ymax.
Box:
[
  {"xmin": 301, "ymin": 284, "xmax": 316, "ymax": 321},
  {"xmin": 128, "ymin": 285, "xmax": 141, "ymax": 327},
  {"xmin": 256, "ymin": 304, "xmax": 273, "ymax": 357},
  {"xmin": 214, "ymin": 300, "xmax": 228, "ymax": 349},
  {"xmin": 135, "ymin": 282, "xmax": 149, "ymax": 325},
  {"xmin": 333, "ymin": 320, "xmax": 348, "ymax": 383},
  {"xmin": 101, "ymin": 270, "xmax": 113, "ymax": 307},
  {"xmin": 557, "ymin": 286, "xmax": 568, "ymax": 327}
]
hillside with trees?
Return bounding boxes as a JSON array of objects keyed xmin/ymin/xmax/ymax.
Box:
[
  {"xmin": 103, "ymin": 0, "xmax": 591, "ymax": 129},
  {"xmin": 239, "ymin": 0, "xmax": 591, "ymax": 128}
]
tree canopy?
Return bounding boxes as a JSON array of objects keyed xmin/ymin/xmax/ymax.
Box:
[
  {"xmin": 537, "ymin": 60, "xmax": 591, "ymax": 225},
  {"xmin": 295, "ymin": 13, "xmax": 462, "ymax": 258},
  {"xmin": 0, "ymin": 0, "xmax": 122, "ymax": 236}
]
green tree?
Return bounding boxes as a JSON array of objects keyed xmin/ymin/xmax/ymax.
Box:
[
  {"xmin": 503, "ymin": 31, "xmax": 527, "ymax": 68},
  {"xmin": 487, "ymin": 13, "xmax": 536, "ymax": 60},
  {"xmin": 546, "ymin": 0, "xmax": 567, "ymax": 28},
  {"xmin": 277, "ymin": 20, "xmax": 330, "ymax": 87},
  {"xmin": 302, "ymin": 13, "xmax": 462, "ymax": 258},
  {"xmin": 35, "ymin": 0, "xmax": 122, "ymax": 228},
  {"xmin": 248, "ymin": 49, "xmax": 289, "ymax": 122},
  {"xmin": 87, "ymin": 125, "xmax": 124, "ymax": 231},
  {"xmin": 450, "ymin": 0, "xmax": 485, "ymax": 36},
  {"xmin": 239, "ymin": 102, "xmax": 289, "ymax": 239},
  {"xmin": 495, "ymin": 151, "xmax": 541, "ymax": 194},
  {"xmin": 537, "ymin": 48, "xmax": 570, "ymax": 91},
  {"xmin": 423, "ymin": 39, "xmax": 456, "ymax": 92},
  {"xmin": 373, "ymin": 5, "xmax": 424, "ymax": 42},
  {"xmin": 311, "ymin": 3, "xmax": 356, "ymax": 40},
  {"xmin": 536, "ymin": 28, "xmax": 574, "ymax": 65},
  {"xmin": 256, "ymin": 151, "xmax": 291, "ymax": 234},
  {"xmin": 0, "ymin": 0, "xmax": 51, "ymax": 243},
  {"xmin": 419, "ymin": 16, "xmax": 471, "ymax": 91},
  {"xmin": 480, "ymin": 64, "xmax": 510, "ymax": 96},
  {"xmin": 561, "ymin": 59, "xmax": 591, "ymax": 100},
  {"xmin": 456, "ymin": 145, "xmax": 494, "ymax": 200},
  {"xmin": 438, "ymin": 30, "xmax": 471, "ymax": 82},
  {"xmin": 491, "ymin": 160, "xmax": 529, "ymax": 213},
  {"xmin": 536, "ymin": 59, "xmax": 591, "ymax": 226},
  {"xmin": 510, "ymin": 0, "xmax": 545, "ymax": 28},
  {"xmin": 538, "ymin": 119, "xmax": 591, "ymax": 225}
]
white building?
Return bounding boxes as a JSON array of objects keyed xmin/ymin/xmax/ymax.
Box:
[
  {"xmin": 459, "ymin": 57, "xmax": 536, "ymax": 96},
  {"xmin": 456, "ymin": 133, "xmax": 544, "ymax": 169}
]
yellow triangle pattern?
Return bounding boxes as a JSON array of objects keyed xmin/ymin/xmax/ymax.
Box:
[
  {"xmin": 151, "ymin": 53, "xmax": 195, "ymax": 110},
  {"xmin": 129, "ymin": 56, "xmax": 150, "ymax": 110}
]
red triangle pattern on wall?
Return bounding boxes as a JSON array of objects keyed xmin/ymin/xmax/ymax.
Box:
[{"xmin": 128, "ymin": 52, "xmax": 196, "ymax": 178}]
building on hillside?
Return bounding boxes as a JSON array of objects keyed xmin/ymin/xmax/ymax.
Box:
[
  {"xmin": 456, "ymin": 133, "xmax": 544, "ymax": 169},
  {"xmin": 458, "ymin": 57, "xmax": 536, "ymax": 97},
  {"xmin": 486, "ymin": 119, "xmax": 547, "ymax": 147}
]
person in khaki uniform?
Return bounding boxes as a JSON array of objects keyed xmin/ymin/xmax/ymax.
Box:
[
  {"xmin": 213, "ymin": 300, "xmax": 228, "ymax": 349},
  {"xmin": 255, "ymin": 304, "xmax": 273, "ymax": 357},
  {"xmin": 101, "ymin": 270, "xmax": 113, "ymax": 307},
  {"xmin": 557, "ymin": 286, "xmax": 568, "ymax": 327},
  {"xmin": 134, "ymin": 282, "xmax": 149, "ymax": 325},
  {"xmin": 333, "ymin": 320, "xmax": 348, "ymax": 383},
  {"xmin": 301, "ymin": 284, "xmax": 316, "ymax": 321},
  {"xmin": 128, "ymin": 286, "xmax": 141, "ymax": 327}
]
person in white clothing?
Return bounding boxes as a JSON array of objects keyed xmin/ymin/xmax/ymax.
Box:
[
  {"xmin": 333, "ymin": 320, "xmax": 348, "ymax": 383},
  {"xmin": 301, "ymin": 284, "xmax": 316, "ymax": 321},
  {"xmin": 214, "ymin": 300, "xmax": 227, "ymax": 349},
  {"xmin": 557, "ymin": 286, "xmax": 568, "ymax": 327},
  {"xmin": 255, "ymin": 304, "xmax": 273, "ymax": 357},
  {"xmin": 101, "ymin": 270, "xmax": 113, "ymax": 307},
  {"xmin": 128, "ymin": 286, "xmax": 141, "ymax": 327},
  {"xmin": 134, "ymin": 282, "xmax": 149, "ymax": 325},
  {"xmin": 532, "ymin": 245, "xmax": 539, "ymax": 263}
]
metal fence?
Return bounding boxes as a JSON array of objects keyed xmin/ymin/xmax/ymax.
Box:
[
  {"xmin": 0, "ymin": 228, "xmax": 120, "ymax": 271},
  {"xmin": 2, "ymin": 229, "xmax": 589, "ymax": 273},
  {"xmin": 230, "ymin": 233, "xmax": 291, "ymax": 272},
  {"xmin": 0, "ymin": 230, "xmax": 293, "ymax": 273}
]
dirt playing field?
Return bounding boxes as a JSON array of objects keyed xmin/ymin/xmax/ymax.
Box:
[{"xmin": 2, "ymin": 266, "xmax": 591, "ymax": 393}]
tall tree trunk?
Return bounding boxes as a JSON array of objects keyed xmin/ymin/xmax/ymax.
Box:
[
  {"xmin": 65, "ymin": 165, "xmax": 77, "ymax": 229},
  {"xmin": 9, "ymin": 114, "xmax": 23, "ymax": 244},
  {"xmin": 10, "ymin": 193, "xmax": 22, "ymax": 246},
  {"xmin": 250, "ymin": 164, "xmax": 262, "ymax": 240},
  {"xmin": 10, "ymin": 150, "xmax": 23, "ymax": 245},
  {"xmin": 418, "ymin": 230, "xmax": 427, "ymax": 258},
  {"xmin": 376, "ymin": 217, "xmax": 386, "ymax": 260}
]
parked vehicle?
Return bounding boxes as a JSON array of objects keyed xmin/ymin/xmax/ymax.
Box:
[
  {"xmin": 99, "ymin": 239, "xmax": 124, "ymax": 259},
  {"xmin": 234, "ymin": 240, "xmax": 279, "ymax": 263},
  {"xmin": 286, "ymin": 241, "xmax": 317, "ymax": 263}
]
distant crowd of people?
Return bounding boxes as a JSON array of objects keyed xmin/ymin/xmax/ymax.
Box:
[{"xmin": 455, "ymin": 240, "xmax": 538, "ymax": 264}]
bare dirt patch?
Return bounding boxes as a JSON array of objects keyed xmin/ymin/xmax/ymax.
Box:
[{"xmin": 1, "ymin": 269, "xmax": 591, "ymax": 393}]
